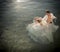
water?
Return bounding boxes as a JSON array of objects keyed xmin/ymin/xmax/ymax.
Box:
[{"xmin": 0, "ymin": 0, "xmax": 60, "ymax": 52}]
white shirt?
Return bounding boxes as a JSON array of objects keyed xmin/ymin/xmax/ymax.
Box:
[{"xmin": 42, "ymin": 13, "xmax": 56, "ymax": 21}]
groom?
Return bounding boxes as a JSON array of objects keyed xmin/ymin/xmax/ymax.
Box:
[{"xmin": 42, "ymin": 10, "xmax": 56, "ymax": 24}]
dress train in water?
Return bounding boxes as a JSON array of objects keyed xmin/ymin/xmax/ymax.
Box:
[{"xmin": 27, "ymin": 21, "xmax": 58, "ymax": 44}]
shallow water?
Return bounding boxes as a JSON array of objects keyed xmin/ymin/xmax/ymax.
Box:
[{"xmin": 0, "ymin": 0, "xmax": 60, "ymax": 52}]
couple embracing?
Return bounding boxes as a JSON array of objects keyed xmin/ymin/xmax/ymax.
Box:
[
  {"xmin": 27, "ymin": 10, "xmax": 58, "ymax": 43},
  {"xmin": 33, "ymin": 10, "xmax": 56, "ymax": 26}
]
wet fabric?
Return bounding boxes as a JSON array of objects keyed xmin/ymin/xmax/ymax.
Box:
[{"xmin": 27, "ymin": 22, "xmax": 58, "ymax": 44}]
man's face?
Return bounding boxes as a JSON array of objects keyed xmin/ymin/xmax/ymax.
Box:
[{"xmin": 46, "ymin": 13, "xmax": 50, "ymax": 16}]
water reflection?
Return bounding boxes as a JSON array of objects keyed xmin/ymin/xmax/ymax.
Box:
[{"xmin": 16, "ymin": 0, "xmax": 29, "ymax": 2}]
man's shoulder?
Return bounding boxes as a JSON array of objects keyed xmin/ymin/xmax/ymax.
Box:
[{"xmin": 50, "ymin": 13, "xmax": 54, "ymax": 16}]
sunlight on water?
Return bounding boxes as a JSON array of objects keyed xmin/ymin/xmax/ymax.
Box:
[{"xmin": 16, "ymin": 0, "xmax": 29, "ymax": 2}]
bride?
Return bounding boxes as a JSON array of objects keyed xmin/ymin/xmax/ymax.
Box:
[{"xmin": 27, "ymin": 10, "xmax": 58, "ymax": 44}]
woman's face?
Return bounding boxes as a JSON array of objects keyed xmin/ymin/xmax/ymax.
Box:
[
  {"xmin": 35, "ymin": 19, "xmax": 41, "ymax": 23},
  {"xmin": 34, "ymin": 17, "xmax": 42, "ymax": 23}
]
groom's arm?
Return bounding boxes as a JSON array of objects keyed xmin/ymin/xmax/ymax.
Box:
[{"xmin": 42, "ymin": 15, "xmax": 47, "ymax": 21}]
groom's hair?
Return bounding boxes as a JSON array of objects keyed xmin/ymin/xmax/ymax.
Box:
[{"xmin": 46, "ymin": 10, "xmax": 50, "ymax": 13}]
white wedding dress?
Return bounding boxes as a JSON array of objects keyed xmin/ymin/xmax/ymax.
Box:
[{"xmin": 27, "ymin": 14, "xmax": 58, "ymax": 44}]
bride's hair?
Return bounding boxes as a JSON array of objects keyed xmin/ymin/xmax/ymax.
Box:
[{"xmin": 37, "ymin": 20, "xmax": 41, "ymax": 23}]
